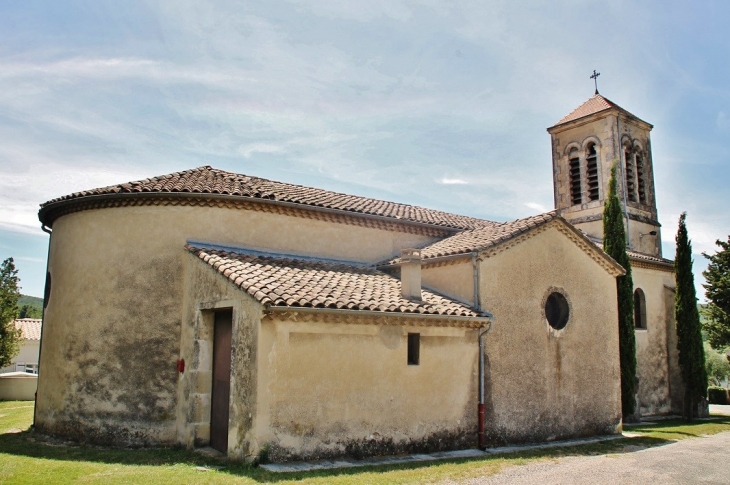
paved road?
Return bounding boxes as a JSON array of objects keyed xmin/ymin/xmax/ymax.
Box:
[{"xmin": 452, "ymin": 431, "xmax": 730, "ymax": 485}]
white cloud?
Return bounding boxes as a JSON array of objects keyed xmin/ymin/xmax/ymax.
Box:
[
  {"xmin": 0, "ymin": 1, "xmax": 727, "ymax": 298},
  {"xmin": 439, "ymin": 178, "xmax": 468, "ymax": 185},
  {"xmin": 240, "ymin": 143, "xmax": 286, "ymax": 158},
  {"xmin": 0, "ymin": 161, "xmax": 146, "ymax": 235},
  {"xmin": 717, "ymin": 111, "xmax": 729, "ymax": 132},
  {"xmin": 285, "ymin": 0, "xmax": 420, "ymax": 22},
  {"xmin": 524, "ymin": 202, "xmax": 548, "ymax": 213},
  {"xmin": 16, "ymin": 256, "xmax": 45, "ymax": 263}
]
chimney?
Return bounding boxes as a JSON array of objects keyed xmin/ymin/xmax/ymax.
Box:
[{"xmin": 400, "ymin": 248, "xmax": 422, "ymax": 301}]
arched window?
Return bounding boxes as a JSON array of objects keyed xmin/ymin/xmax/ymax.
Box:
[
  {"xmin": 636, "ymin": 153, "xmax": 647, "ymax": 204},
  {"xmin": 569, "ymin": 147, "xmax": 582, "ymax": 205},
  {"xmin": 634, "ymin": 288, "xmax": 647, "ymax": 329},
  {"xmin": 624, "ymin": 147, "xmax": 637, "ymax": 203},
  {"xmin": 586, "ymin": 143, "xmax": 599, "ymax": 201}
]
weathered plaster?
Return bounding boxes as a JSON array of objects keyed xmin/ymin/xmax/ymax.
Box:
[
  {"xmin": 478, "ymin": 226, "xmax": 622, "ymax": 445},
  {"xmin": 36, "ymin": 203, "xmax": 434, "ymax": 446},
  {"xmin": 633, "ymin": 266, "xmax": 676, "ymax": 415},
  {"xmin": 255, "ymin": 317, "xmax": 479, "ymax": 462},
  {"xmin": 177, "ymin": 251, "xmax": 261, "ymax": 460},
  {"xmin": 664, "ymin": 285, "xmax": 683, "ymax": 414}
]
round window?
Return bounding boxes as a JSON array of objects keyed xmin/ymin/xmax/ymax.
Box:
[
  {"xmin": 545, "ymin": 292, "xmax": 570, "ymax": 330},
  {"xmin": 43, "ymin": 272, "xmax": 51, "ymax": 309}
]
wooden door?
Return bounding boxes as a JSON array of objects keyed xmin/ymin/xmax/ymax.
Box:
[{"xmin": 210, "ymin": 309, "xmax": 232, "ymax": 453}]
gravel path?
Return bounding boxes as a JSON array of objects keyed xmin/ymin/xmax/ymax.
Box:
[{"xmin": 449, "ymin": 431, "xmax": 730, "ymax": 485}]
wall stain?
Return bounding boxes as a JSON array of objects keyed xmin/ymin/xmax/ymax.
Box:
[
  {"xmin": 37, "ymin": 255, "xmax": 181, "ymax": 446},
  {"xmin": 266, "ymin": 427, "xmax": 476, "ymax": 463}
]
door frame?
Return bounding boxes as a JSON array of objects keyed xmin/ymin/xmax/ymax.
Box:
[
  {"xmin": 184, "ymin": 300, "xmax": 238, "ymax": 454},
  {"xmin": 210, "ymin": 308, "xmax": 233, "ymax": 453}
]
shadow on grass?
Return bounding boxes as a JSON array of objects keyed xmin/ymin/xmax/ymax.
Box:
[
  {"xmin": 627, "ymin": 416, "xmax": 730, "ymax": 434},
  {"xmin": 0, "ymin": 428, "xmax": 683, "ymax": 483}
]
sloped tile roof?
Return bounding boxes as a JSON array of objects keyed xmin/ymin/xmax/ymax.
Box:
[
  {"xmin": 14, "ymin": 319, "xmax": 42, "ymax": 341},
  {"xmin": 187, "ymin": 245, "xmax": 487, "ymax": 318},
  {"xmin": 41, "ymin": 166, "xmax": 490, "ymax": 231},
  {"xmin": 552, "ymin": 94, "xmax": 646, "ymax": 127},
  {"xmin": 626, "ymin": 249, "xmax": 673, "ymax": 266},
  {"xmin": 554, "ymin": 94, "xmax": 616, "ymax": 125},
  {"xmin": 587, "ymin": 236, "xmax": 673, "ymax": 266},
  {"xmin": 384, "ymin": 211, "xmax": 559, "ymax": 263}
]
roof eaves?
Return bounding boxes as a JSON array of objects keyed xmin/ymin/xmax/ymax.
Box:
[
  {"xmin": 377, "ymin": 251, "xmax": 474, "ymax": 269},
  {"xmin": 39, "ymin": 190, "xmax": 469, "ymax": 233},
  {"xmin": 476, "ymin": 216, "xmax": 626, "ymax": 277},
  {"xmin": 555, "ymin": 218, "xmax": 626, "ymax": 276},
  {"xmin": 548, "ymin": 95, "xmax": 651, "ymax": 131},
  {"xmin": 472, "ymin": 213, "xmax": 558, "ymax": 256},
  {"xmin": 265, "ymin": 305, "xmax": 493, "ymax": 325}
]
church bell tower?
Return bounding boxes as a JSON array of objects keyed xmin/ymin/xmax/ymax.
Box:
[{"xmin": 547, "ymin": 94, "xmax": 662, "ymax": 257}]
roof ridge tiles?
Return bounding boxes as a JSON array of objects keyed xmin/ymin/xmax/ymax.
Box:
[
  {"xmin": 380, "ymin": 210, "xmax": 560, "ymax": 264},
  {"xmin": 40, "ymin": 165, "xmax": 492, "ymax": 231}
]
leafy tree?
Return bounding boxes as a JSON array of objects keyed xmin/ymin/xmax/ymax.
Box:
[
  {"xmin": 603, "ymin": 162, "xmax": 637, "ymax": 418},
  {"xmin": 674, "ymin": 213, "xmax": 708, "ymax": 419},
  {"xmin": 0, "ymin": 258, "xmax": 22, "ymax": 369},
  {"xmin": 702, "ymin": 236, "xmax": 730, "ymax": 349},
  {"xmin": 704, "ymin": 343, "xmax": 730, "ymax": 387},
  {"xmin": 18, "ymin": 304, "xmax": 42, "ymax": 319}
]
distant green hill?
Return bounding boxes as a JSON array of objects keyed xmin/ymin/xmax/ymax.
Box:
[
  {"xmin": 19, "ymin": 295, "xmax": 43, "ymax": 307},
  {"xmin": 17, "ymin": 294, "xmax": 43, "ymax": 319}
]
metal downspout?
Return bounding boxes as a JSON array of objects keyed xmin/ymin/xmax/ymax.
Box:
[
  {"xmin": 33, "ymin": 224, "xmax": 52, "ymax": 427},
  {"xmin": 473, "ymin": 251, "xmax": 493, "ymax": 449},
  {"xmin": 478, "ymin": 320, "xmax": 493, "ymax": 450}
]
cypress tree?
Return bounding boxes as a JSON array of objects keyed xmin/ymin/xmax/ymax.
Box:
[
  {"xmin": 674, "ymin": 212, "xmax": 708, "ymax": 420},
  {"xmin": 603, "ymin": 162, "xmax": 637, "ymax": 419},
  {"xmin": 0, "ymin": 257, "xmax": 22, "ymax": 369}
]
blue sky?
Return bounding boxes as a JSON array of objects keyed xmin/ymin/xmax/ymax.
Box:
[{"xmin": 0, "ymin": 1, "xmax": 728, "ymax": 298}]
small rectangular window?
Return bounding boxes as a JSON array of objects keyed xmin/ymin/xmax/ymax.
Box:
[{"xmin": 407, "ymin": 333, "xmax": 420, "ymax": 365}]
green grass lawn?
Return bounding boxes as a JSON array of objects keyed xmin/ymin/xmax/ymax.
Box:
[{"xmin": 0, "ymin": 401, "xmax": 728, "ymax": 485}]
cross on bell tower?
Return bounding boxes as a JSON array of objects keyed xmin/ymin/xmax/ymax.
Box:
[{"xmin": 590, "ymin": 70, "xmax": 601, "ymax": 95}]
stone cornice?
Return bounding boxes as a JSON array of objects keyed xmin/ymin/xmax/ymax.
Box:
[
  {"xmin": 477, "ymin": 219, "xmax": 625, "ymax": 277},
  {"xmin": 630, "ymin": 258, "xmax": 674, "ymax": 273},
  {"xmin": 402, "ymin": 218, "xmax": 625, "ymax": 277},
  {"xmin": 548, "ymin": 106, "xmax": 653, "ymax": 133},
  {"xmin": 421, "ymin": 254, "xmax": 472, "ymax": 269},
  {"xmin": 40, "ymin": 193, "xmax": 455, "ymax": 238},
  {"xmin": 554, "ymin": 222, "xmax": 626, "ymax": 276},
  {"xmin": 563, "ymin": 212, "xmax": 660, "ymax": 227},
  {"xmin": 264, "ymin": 307, "xmax": 487, "ymax": 328}
]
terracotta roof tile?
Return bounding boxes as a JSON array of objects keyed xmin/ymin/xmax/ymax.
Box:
[
  {"xmin": 553, "ymin": 94, "xmax": 616, "ymax": 125},
  {"xmin": 626, "ymin": 250, "xmax": 673, "ymax": 266},
  {"xmin": 42, "ymin": 166, "xmax": 490, "ymax": 231},
  {"xmin": 587, "ymin": 236, "xmax": 673, "ymax": 266},
  {"xmin": 552, "ymin": 94, "xmax": 646, "ymax": 127},
  {"xmin": 14, "ymin": 319, "xmax": 42, "ymax": 341},
  {"xmin": 384, "ymin": 211, "xmax": 559, "ymax": 263},
  {"xmin": 187, "ymin": 245, "xmax": 487, "ymax": 318}
]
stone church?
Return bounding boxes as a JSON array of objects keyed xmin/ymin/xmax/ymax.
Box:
[{"xmin": 34, "ymin": 93, "xmax": 680, "ymax": 462}]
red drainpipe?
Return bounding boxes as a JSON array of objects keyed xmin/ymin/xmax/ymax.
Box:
[{"xmin": 478, "ymin": 321, "xmax": 493, "ymax": 450}]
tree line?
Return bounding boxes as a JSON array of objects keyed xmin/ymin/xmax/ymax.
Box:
[
  {"xmin": 0, "ymin": 258, "xmax": 44, "ymax": 369},
  {"xmin": 604, "ymin": 161, "xmax": 730, "ymax": 420}
]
